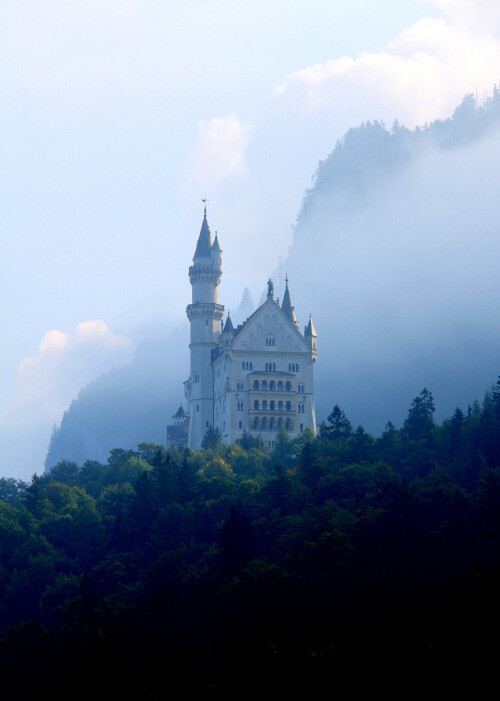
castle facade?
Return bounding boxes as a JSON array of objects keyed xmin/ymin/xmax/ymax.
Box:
[{"xmin": 171, "ymin": 208, "xmax": 317, "ymax": 450}]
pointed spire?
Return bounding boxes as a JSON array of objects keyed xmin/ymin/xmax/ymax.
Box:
[
  {"xmin": 281, "ymin": 274, "xmax": 299, "ymax": 328},
  {"xmin": 304, "ymin": 314, "xmax": 317, "ymax": 338},
  {"xmin": 212, "ymin": 230, "xmax": 222, "ymax": 252},
  {"xmin": 173, "ymin": 404, "xmax": 186, "ymax": 419},
  {"xmin": 193, "ymin": 205, "xmax": 213, "ymax": 259},
  {"xmin": 223, "ymin": 311, "xmax": 234, "ymax": 333}
]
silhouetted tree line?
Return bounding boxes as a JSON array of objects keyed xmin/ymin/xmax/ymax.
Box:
[
  {"xmin": 1, "ymin": 379, "xmax": 500, "ymax": 698},
  {"xmin": 299, "ymin": 89, "xmax": 500, "ymax": 222}
]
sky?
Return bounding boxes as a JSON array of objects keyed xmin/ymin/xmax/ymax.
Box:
[{"xmin": 2, "ymin": 0, "xmax": 500, "ymax": 478}]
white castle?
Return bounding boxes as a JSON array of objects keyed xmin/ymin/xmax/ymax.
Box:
[{"xmin": 168, "ymin": 206, "xmax": 317, "ymax": 450}]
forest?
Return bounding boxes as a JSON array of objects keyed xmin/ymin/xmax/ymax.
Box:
[{"xmin": 1, "ymin": 379, "xmax": 500, "ymax": 697}]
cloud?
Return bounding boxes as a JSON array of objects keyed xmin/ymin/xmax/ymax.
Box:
[
  {"xmin": 188, "ymin": 115, "xmax": 253, "ymax": 188},
  {"xmin": 16, "ymin": 320, "xmax": 134, "ymax": 413},
  {"xmin": 274, "ymin": 1, "xmax": 500, "ymax": 127},
  {"xmin": 0, "ymin": 320, "xmax": 135, "ymax": 477}
]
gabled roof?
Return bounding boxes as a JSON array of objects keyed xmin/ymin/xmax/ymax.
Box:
[
  {"xmin": 193, "ymin": 210, "xmax": 213, "ymax": 259},
  {"xmin": 232, "ymin": 294, "xmax": 308, "ymax": 351}
]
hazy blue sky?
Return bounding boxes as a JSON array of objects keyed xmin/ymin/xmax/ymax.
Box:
[{"xmin": 2, "ymin": 0, "xmax": 500, "ymax": 477}]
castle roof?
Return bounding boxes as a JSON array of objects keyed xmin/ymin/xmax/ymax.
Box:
[
  {"xmin": 281, "ymin": 275, "xmax": 299, "ymax": 329},
  {"xmin": 212, "ymin": 233, "xmax": 222, "ymax": 252},
  {"xmin": 172, "ymin": 404, "xmax": 186, "ymax": 419},
  {"xmin": 222, "ymin": 311, "xmax": 234, "ymax": 333},
  {"xmin": 193, "ymin": 208, "xmax": 213, "ymax": 259},
  {"xmin": 304, "ymin": 315, "xmax": 317, "ymax": 338}
]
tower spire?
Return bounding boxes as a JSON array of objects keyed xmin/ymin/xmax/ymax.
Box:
[
  {"xmin": 193, "ymin": 202, "xmax": 213, "ymax": 259},
  {"xmin": 281, "ymin": 273, "xmax": 299, "ymax": 329}
]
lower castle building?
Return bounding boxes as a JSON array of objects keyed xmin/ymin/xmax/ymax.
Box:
[{"xmin": 167, "ymin": 207, "xmax": 317, "ymax": 450}]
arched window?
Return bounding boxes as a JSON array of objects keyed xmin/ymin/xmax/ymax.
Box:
[
  {"xmin": 254, "ymin": 400, "xmax": 259, "ymax": 410},
  {"xmin": 270, "ymin": 417, "xmax": 275, "ymax": 430},
  {"xmin": 285, "ymin": 381, "xmax": 292, "ymax": 392},
  {"xmin": 278, "ymin": 400, "xmax": 283, "ymax": 411},
  {"xmin": 277, "ymin": 381, "xmax": 284, "ymax": 391},
  {"xmin": 253, "ymin": 380, "xmax": 260, "ymax": 390},
  {"xmin": 242, "ymin": 362, "xmax": 245, "ymax": 370},
  {"xmin": 261, "ymin": 417, "xmax": 267, "ymax": 430},
  {"xmin": 253, "ymin": 417, "xmax": 259, "ymax": 430},
  {"xmin": 285, "ymin": 418, "xmax": 291, "ymax": 431},
  {"xmin": 261, "ymin": 380, "xmax": 268, "ymax": 391},
  {"xmin": 278, "ymin": 417, "xmax": 283, "ymax": 427},
  {"xmin": 270, "ymin": 400, "xmax": 275, "ymax": 411},
  {"xmin": 265, "ymin": 362, "xmax": 268, "ymax": 371},
  {"xmin": 300, "ymin": 423, "xmax": 304, "ymax": 432},
  {"xmin": 269, "ymin": 381, "xmax": 276, "ymax": 391},
  {"xmin": 196, "ymin": 405, "xmax": 200, "ymax": 412},
  {"xmin": 286, "ymin": 401, "xmax": 291, "ymax": 411},
  {"xmin": 288, "ymin": 363, "xmax": 291, "ymax": 372},
  {"xmin": 262, "ymin": 399, "xmax": 267, "ymax": 410}
]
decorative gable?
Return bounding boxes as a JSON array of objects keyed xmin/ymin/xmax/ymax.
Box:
[{"xmin": 232, "ymin": 298, "xmax": 309, "ymax": 353}]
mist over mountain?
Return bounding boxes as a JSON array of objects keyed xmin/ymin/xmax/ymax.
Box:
[
  {"xmin": 45, "ymin": 326, "xmax": 187, "ymax": 469},
  {"xmin": 287, "ymin": 91, "xmax": 500, "ymax": 432},
  {"xmin": 45, "ymin": 92, "xmax": 500, "ymax": 468}
]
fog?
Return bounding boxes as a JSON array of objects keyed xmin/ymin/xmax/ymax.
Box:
[{"xmin": 286, "ymin": 123, "xmax": 500, "ymax": 432}]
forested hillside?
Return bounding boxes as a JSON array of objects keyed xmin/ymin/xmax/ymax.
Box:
[
  {"xmin": 297, "ymin": 90, "xmax": 500, "ymax": 224},
  {"xmin": 2, "ymin": 379, "xmax": 500, "ymax": 697},
  {"xmin": 286, "ymin": 90, "xmax": 500, "ymax": 433}
]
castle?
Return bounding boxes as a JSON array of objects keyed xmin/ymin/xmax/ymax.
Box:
[{"xmin": 167, "ymin": 206, "xmax": 317, "ymax": 450}]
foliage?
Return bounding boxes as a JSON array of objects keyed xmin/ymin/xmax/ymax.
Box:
[{"xmin": 1, "ymin": 378, "xmax": 500, "ymax": 695}]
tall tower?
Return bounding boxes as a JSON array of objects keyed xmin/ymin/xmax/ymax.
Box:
[{"xmin": 184, "ymin": 206, "xmax": 224, "ymax": 449}]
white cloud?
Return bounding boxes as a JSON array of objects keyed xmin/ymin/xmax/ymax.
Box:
[
  {"xmin": 5, "ymin": 320, "xmax": 133, "ymax": 430},
  {"xmin": 274, "ymin": 0, "xmax": 500, "ymax": 127},
  {"xmin": 188, "ymin": 115, "xmax": 253, "ymax": 188},
  {"xmin": 0, "ymin": 320, "xmax": 134, "ymax": 477}
]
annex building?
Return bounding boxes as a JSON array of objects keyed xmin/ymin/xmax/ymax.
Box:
[{"xmin": 167, "ymin": 207, "xmax": 317, "ymax": 450}]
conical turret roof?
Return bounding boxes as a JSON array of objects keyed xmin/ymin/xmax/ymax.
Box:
[
  {"xmin": 222, "ymin": 311, "xmax": 234, "ymax": 333},
  {"xmin": 173, "ymin": 404, "xmax": 186, "ymax": 419},
  {"xmin": 281, "ymin": 275, "xmax": 299, "ymax": 328},
  {"xmin": 193, "ymin": 208, "xmax": 213, "ymax": 259},
  {"xmin": 304, "ymin": 314, "xmax": 317, "ymax": 337},
  {"xmin": 212, "ymin": 232, "xmax": 222, "ymax": 252}
]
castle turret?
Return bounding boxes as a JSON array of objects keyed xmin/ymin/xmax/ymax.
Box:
[
  {"xmin": 304, "ymin": 314, "xmax": 318, "ymax": 361},
  {"xmin": 281, "ymin": 275, "xmax": 300, "ymax": 330},
  {"xmin": 185, "ymin": 205, "xmax": 224, "ymax": 449}
]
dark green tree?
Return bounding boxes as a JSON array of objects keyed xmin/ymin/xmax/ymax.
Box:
[
  {"xmin": 402, "ymin": 388, "xmax": 435, "ymax": 442},
  {"xmin": 202, "ymin": 425, "xmax": 222, "ymax": 450},
  {"xmin": 325, "ymin": 404, "xmax": 353, "ymax": 441}
]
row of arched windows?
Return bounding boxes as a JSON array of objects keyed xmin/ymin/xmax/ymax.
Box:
[
  {"xmin": 254, "ymin": 399, "xmax": 292, "ymax": 411},
  {"xmin": 297, "ymin": 383, "xmax": 305, "ymax": 393},
  {"xmin": 253, "ymin": 417, "xmax": 293, "ymax": 431},
  {"xmin": 265, "ymin": 362, "xmax": 276, "ymax": 371},
  {"xmin": 265, "ymin": 337, "xmax": 276, "ymax": 346},
  {"xmin": 241, "ymin": 361, "xmax": 253, "ymax": 370},
  {"xmin": 288, "ymin": 363, "xmax": 300, "ymax": 372},
  {"xmin": 253, "ymin": 380, "xmax": 292, "ymax": 392},
  {"xmin": 298, "ymin": 404, "xmax": 305, "ymax": 413}
]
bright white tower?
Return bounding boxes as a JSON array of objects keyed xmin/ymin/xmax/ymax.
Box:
[{"xmin": 184, "ymin": 206, "xmax": 224, "ymax": 449}]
